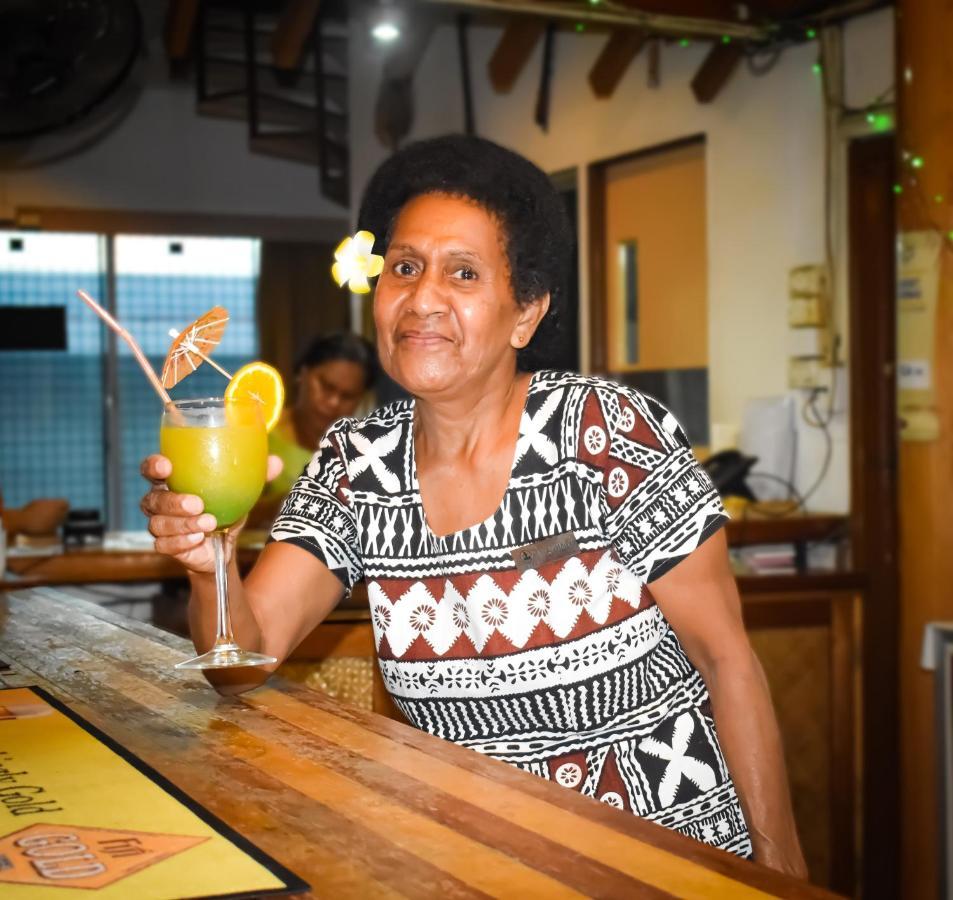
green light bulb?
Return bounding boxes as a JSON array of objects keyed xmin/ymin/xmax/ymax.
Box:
[
  {"xmin": 812, "ymin": 62, "xmax": 822, "ymax": 75},
  {"xmin": 892, "ymin": 184, "xmax": 903, "ymax": 195},
  {"xmin": 911, "ymin": 156, "xmax": 924, "ymax": 169},
  {"xmin": 806, "ymin": 28, "xmax": 817, "ymax": 39},
  {"xmin": 679, "ymin": 38, "xmax": 691, "ymax": 47}
]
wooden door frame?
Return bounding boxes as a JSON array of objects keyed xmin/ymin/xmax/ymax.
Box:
[
  {"xmin": 586, "ymin": 132, "xmax": 706, "ymax": 374},
  {"xmin": 847, "ymin": 133, "xmax": 900, "ymax": 900}
]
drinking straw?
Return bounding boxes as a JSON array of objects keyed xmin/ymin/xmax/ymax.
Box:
[{"xmin": 76, "ymin": 290, "xmax": 174, "ymax": 407}]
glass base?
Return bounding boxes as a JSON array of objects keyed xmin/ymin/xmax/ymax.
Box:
[{"xmin": 175, "ymin": 643, "xmax": 277, "ymax": 670}]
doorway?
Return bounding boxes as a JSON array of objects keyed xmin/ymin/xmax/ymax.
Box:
[{"xmin": 588, "ymin": 135, "xmax": 709, "ymax": 446}]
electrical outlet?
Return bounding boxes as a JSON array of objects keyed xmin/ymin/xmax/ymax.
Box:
[
  {"xmin": 789, "ymin": 264, "xmax": 829, "ymax": 328},
  {"xmin": 788, "ymin": 355, "xmax": 826, "ymax": 390}
]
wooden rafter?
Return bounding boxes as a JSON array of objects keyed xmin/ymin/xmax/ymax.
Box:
[
  {"xmin": 690, "ymin": 41, "xmax": 745, "ymax": 103},
  {"xmin": 589, "ymin": 29, "xmax": 646, "ymax": 98},
  {"xmin": 488, "ymin": 19, "xmax": 548, "ymax": 92},
  {"xmin": 164, "ymin": 0, "xmax": 199, "ymax": 61},
  {"xmin": 271, "ymin": 0, "xmax": 322, "ymax": 71}
]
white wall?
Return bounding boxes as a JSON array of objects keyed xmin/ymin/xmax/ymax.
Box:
[
  {"xmin": 0, "ymin": 35, "xmax": 346, "ymax": 224},
  {"xmin": 348, "ymin": 9, "xmax": 894, "ymax": 512}
]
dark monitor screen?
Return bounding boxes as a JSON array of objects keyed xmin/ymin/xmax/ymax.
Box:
[{"xmin": 0, "ymin": 306, "xmax": 68, "ymax": 350}]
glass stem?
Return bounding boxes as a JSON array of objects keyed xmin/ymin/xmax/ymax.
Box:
[{"xmin": 212, "ymin": 530, "xmax": 236, "ymax": 649}]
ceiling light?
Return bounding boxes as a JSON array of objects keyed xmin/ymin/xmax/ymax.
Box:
[{"xmin": 372, "ymin": 21, "xmax": 400, "ymax": 42}]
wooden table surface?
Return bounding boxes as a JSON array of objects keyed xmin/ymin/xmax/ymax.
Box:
[{"xmin": 0, "ymin": 587, "xmax": 837, "ymax": 899}]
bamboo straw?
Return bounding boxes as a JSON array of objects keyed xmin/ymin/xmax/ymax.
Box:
[{"xmin": 76, "ymin": 290, "xmax": 174, "ymax": 407}]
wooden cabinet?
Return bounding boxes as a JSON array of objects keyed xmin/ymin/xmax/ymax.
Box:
[{"xmin": 740, "ymin": 575, "xmax": 863, "ymax": 896}]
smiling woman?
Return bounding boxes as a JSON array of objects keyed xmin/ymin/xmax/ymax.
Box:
[{"xmin": 140, "ymin": 134, "xmax": 806, "ymax": 879}]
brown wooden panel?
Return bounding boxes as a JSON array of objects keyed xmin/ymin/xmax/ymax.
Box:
[
  {"xmin": 847, "ymin": 134, "xmax": 899, "ymax": 900},
  {"xmin": 488, "ymin": 19, "xmax": 546, "ymax": 93},
  {"xmin": 896, "ymin": 1, "xmax": 952, "ymax": 896},
  {"xmin": 749, "ymin": 624, "xmax": 832, "ymax": 885},
  {"xmin": 13, "ymin": 207, "xmax": 347, "ymax": 243}
]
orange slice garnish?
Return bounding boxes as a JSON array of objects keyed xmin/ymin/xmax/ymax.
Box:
[{"xmin": 225, "ymin": 362, "xmax": 284, "ymax": 432}]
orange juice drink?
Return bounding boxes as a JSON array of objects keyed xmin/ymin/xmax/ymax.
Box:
[{"xmin": 160, "ymin": 402, "xmax": 267, "ymax": 528}]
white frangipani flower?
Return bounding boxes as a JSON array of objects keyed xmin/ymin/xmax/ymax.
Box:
[{"xmin": 331, "ymin": 230, "xmax": 384, "ymax": 294}]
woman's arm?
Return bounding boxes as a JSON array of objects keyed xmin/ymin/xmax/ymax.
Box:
[{"xmin": 650, "ymin": 529, "xmax": 807, "ymax": 879}]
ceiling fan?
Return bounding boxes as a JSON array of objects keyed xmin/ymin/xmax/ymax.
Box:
[{"xmin": 0, "ymin": 0, "xmax": 143, "ymax": 166}]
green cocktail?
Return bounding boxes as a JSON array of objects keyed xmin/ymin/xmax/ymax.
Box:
[{"xmin": 160, "ymin": 397, "xmax": 274, "ymax": 670}]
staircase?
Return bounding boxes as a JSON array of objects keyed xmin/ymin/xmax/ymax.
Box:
[{"xmin": 188, "ymin": 0, "xmax": 350, "ymax": 206}]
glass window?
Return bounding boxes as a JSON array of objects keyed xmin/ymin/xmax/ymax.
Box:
[
  {"xmin": 0, "ymin": 232, "xmax": 107, "ymax": 514},
  {"xmin": 114, "ymin": 236, "xmax": 259, "ymax": 528}
]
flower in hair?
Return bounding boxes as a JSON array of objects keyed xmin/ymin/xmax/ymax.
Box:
[{"xmin": 331, "ymin": 230, "xmax": 384, "ymax": 294}]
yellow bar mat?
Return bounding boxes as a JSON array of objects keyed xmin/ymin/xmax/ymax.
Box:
[{"xmin": 0, "ymin": 686, "xmax": 307, "ymax": 899}]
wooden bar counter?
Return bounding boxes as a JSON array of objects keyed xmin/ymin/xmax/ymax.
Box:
[{"xmin": 0, "ymin": 587, "xmax": 835, "ymax": 899}]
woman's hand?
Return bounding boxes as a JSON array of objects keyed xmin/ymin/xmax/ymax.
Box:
[{"xmin": 140, "ymin": 454, "xmax": 283, "ymax": 575}]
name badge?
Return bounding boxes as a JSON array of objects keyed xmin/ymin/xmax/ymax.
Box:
[{"xmin": 510, "ymin": 531, "xmax": 581, "ymax": 573}]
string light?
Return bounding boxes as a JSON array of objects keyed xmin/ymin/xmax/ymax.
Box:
[
  {"xmin": 866, "ymin": 111, "xmax": 893, "ymax": 133},
  {"xmin": 679, "ymin": 38, "xmax": 691, "ymax": 47},
  {"xmin": 893, "ymin": 184, "xmax": 903, "ymax": 195},
  {"xmin": 721, "ymin": 35, "xmax": 731, "ymax": 44},
  {"xmin": 806, "ymin": 28, "xmax": 817, "ymax": 39},
  {"xmin": 911, "ymin": 155, "xmax": 924, "ymax": 169},
  {"xmin": 812, "ymin": 62, "xmax": 823, "ymax": 75},
  {"xmin": 575, "ymin": 22, "xmax": 586, "ymax": 32}
]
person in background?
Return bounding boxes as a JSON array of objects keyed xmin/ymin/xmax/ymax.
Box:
[
  {"xmin": 249, "ymin": 332, "xmax": 377, "ymax": 525},
  {"xmin": 0, "ymin": 492, "xmax": 68, "ymax": 540}
]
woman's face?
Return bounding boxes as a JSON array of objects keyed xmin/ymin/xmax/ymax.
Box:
[
  {"xmin": 296, "ymin": 359, "xmax": 367, "ymax": 433},
  {"xmin": 374, "ymin": 193, "xmax": 548, "ymax": 398}
]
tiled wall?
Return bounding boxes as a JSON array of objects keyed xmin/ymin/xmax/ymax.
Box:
[
  {"xmin": 0, "ymin": 239, "xmax": 107, "ymax": 513},
  {"xmin": 0, "ymin": 233, "xmax": 259, "ymax": 528},
  {"xmin": 116, "ymin": 273, "xmax": 258, "ymax": 528}
]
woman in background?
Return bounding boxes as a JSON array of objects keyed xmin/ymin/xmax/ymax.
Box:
[{"xmin": 251, "ymin": 332, "xmax": 377, "ymax": 524}]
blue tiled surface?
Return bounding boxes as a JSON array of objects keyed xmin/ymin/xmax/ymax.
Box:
[
  {"xmin": 0, "ymin": 269, "xmax": 107, "ymax": 513},
  {"xmin": 1, "ymin": 270, "xmax": 258, "ymax": 527},
  {"xmin": 115, "ymin": 274, "xmax": 258, "ymax": 528}
]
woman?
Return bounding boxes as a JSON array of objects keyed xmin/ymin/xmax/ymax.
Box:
[
  {"xmin": 250, "ymin": 332, "xmax": 377, "ymax": 523},
  {"xmin": 141, "ymin": 135, "xmax": 806, "ymax": 876}
]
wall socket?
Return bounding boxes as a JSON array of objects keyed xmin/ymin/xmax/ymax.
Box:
[{"xmin": 788, "ymin": 355, "xmax": 827, "ymax": 390}]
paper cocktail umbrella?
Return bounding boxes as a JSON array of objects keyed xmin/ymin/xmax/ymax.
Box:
[{"xmin": 162, "ymin": 307, "xmax": 232, "ymax": 388}]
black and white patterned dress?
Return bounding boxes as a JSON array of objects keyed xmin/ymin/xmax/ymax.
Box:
[{"xmin": 272, "ymin": 371, "xmax": 751, "ymax": 856}]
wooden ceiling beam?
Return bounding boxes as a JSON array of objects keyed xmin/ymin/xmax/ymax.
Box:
[
  {"xmin": 271, "ymin": 0, "xmax": 322, "ymax": 71},
  {"xmin": 488, "ymin": 19, "xmax": 547, "ymax": 93},
  {"xmin": 589, "ymin": 29, "xmax": 647, "ymax": 98},
  {"xmin": 690, "ymin": 41, "xmax": 745, "ymax": 103},
  {"xmin": 417, "ymin": 0, "xmax": 768, "ymax": 41},
  {"xmin": 164, "ymin": 0, "xmax": 199, "ymax": 62}
]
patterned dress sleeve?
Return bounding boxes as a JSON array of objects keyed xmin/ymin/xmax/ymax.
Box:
[
  {"xmin": 269, "ymin": 418, "xmax": 363, "ymax": 591},
  {"xmin": 580, "ymin": 383, "xmax": 727, "ymax": 582}
]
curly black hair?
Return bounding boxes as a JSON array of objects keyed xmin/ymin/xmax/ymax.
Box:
[{"xmin": 357, "ymin": 134, "xmax": 573, "ymax": 372}]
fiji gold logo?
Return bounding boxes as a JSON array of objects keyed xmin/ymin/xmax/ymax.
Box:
[{"xmin": 0, "ymin": 823, "xmax": 207, "ymax": 889}]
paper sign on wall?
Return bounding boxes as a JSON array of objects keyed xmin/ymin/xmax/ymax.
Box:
[{"xmin": 897, "ymin": 231, "xmax": 942, "ymax": 441}]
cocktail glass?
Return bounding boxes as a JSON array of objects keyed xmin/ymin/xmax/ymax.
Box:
[{"xmin": 160, "ymin": 397, "xmax": 276, "ymax": 669}]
